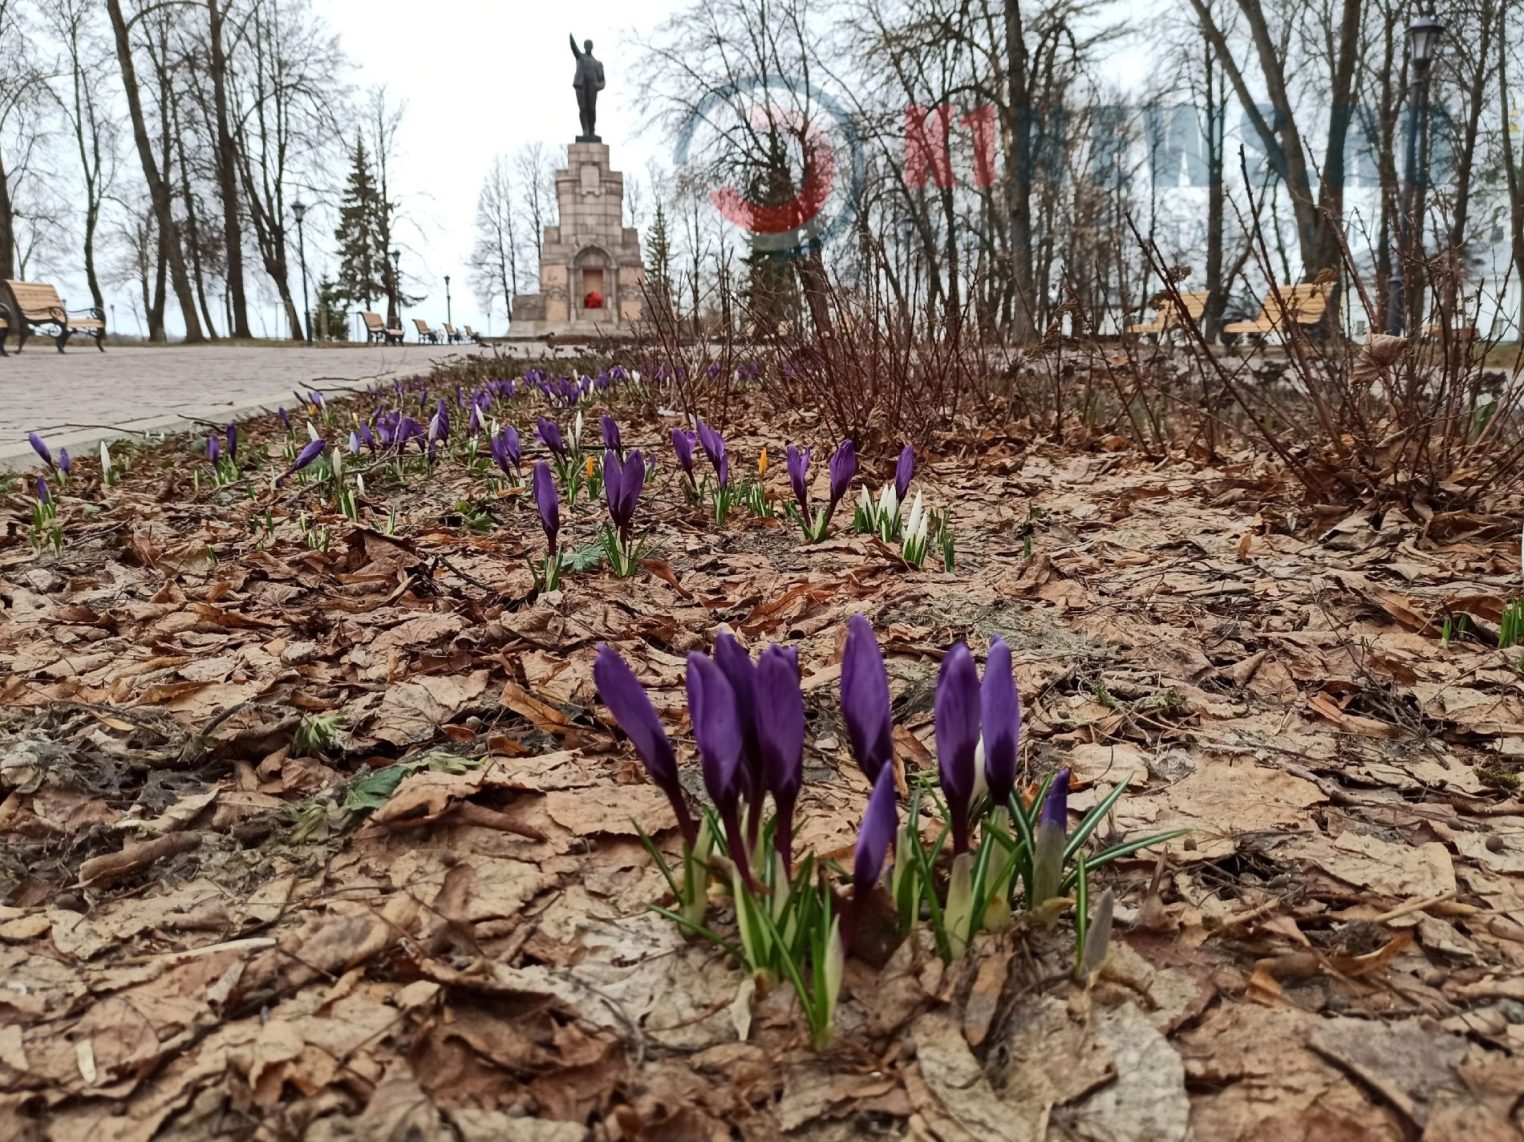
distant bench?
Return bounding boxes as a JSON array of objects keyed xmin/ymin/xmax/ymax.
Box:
[
  {"xmin": 1223, "ymin": 281, "xmax": 1331, "ymax": 345},
  {"xmin": 1126, "ymin": 290, "xmax": 1209, "ymax": 339},
  {"xmin": 3, "ymin": 280, "xmax": 106, "ymax": 353},
  {"xmin": 362, "ymin": 310, "xmax": 404, "ymax": 345}
]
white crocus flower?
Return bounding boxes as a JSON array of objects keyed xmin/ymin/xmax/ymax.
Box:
[
  {"xmin": 902, "ymin": 492, "xmax": 928, "ymax": 566},
  {"xmin": 573, "ymin": 410, "xmax": 584, "ymax": 446},
  {"xmin": 631, "ymin": 369, "xmax": 642, "ymax": 385},
  {"xmin": 306, "ymin": 420, "xmax": 319, "ymax": 443},
  {"xmin": 331, "ymin": 447, "xmax": 343, "ymax": 478},
  {"xmin": 858, "ymin": 486, "xmax": 874, "ymax": 520},
  {"xmin": 355, "ymin": 473, "xmax": 366, "ymax": 497},
  {"xmin": 877, "ymin": 484, "xmax": 900, "ymax": 538},
  {"xmin": 99, "ymin": 440, "xmax": 113, "ymax": 479},
  {"xmin": 428, "ymin": 413, "xmax": 442, "ymax": 443}
]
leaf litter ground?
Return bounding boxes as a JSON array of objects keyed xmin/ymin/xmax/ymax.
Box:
[{"xmin": 2, "ymin": 367, "xmax": 1524, "ymax": 1140}]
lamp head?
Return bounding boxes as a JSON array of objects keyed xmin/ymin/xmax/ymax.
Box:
[
  {"xmin": 291, "ymin": 199, "xmax": 307, "ymax": 223},
  {"xmin": 1408, "ymin": 15, "xmax": 1445, "ymax": 67}
]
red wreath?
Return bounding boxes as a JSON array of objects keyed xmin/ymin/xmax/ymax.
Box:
[{"xmin": 583, "ymin": 291, "xmax": 604, "ymax": 309}]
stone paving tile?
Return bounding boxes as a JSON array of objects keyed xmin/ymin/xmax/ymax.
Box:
[{"xmin": 0, "ymin": 343, "xmax": 521, "ymax": 469}]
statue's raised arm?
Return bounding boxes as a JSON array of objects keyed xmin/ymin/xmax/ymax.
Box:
[{"xmin": 569, "ymin": 32, "xmax": 581, "ymax": 58}]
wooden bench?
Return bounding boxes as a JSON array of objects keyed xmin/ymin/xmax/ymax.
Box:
[
  {"xmin": 412, "ymin": 318, "xmax": 440, "ymax": 344},
  {"xmin": 463, "ymin": 325, "xmax": 478, "ymax": 343},
  {"xmin": 1126, "ymin": 291, "xmax": 1209, "ymax": 338},
  {"xmin": 361, "ymin": 310, "xmax": 404, "ymax": 345},
  {"xmin": 1223, "ymin": 281, "xmax": 1331, "ymax": 343},
  {"xmin": 4, "ymin": 280, "xmax": 106, "ymax": 353},
  {"xmin": 443, "ymin": 323, "xmax": 466, "ymax": 344}
]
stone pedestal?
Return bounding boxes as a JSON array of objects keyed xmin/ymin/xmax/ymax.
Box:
[{"xmin": 510, "ymin": 142, "xmax": 644, "ymax": 336}]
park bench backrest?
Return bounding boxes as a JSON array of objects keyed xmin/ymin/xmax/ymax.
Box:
[
  {"xmin": 5, "ymin": 281, "xmax": 67, "ymax": 320},
  {"xmin": 1259, "ymin": 282, "xmax": 1329, "ymax": 327},
  {"xmin": 413, "ymin": 318, "xmax": 431, "ymax": 334},
  {"xmin": 362, "ymin": 311, "xmax": 385, "ymax": 332}
]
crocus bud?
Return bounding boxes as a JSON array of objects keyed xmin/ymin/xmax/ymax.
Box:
[
  {"xmin": 276, "ymin": 438, "xmax": 326, "ymax": 486},
  {"xmin": 756, "ymin": 645, "xmax": 805, "ymax": 873},
  {"xmin": 934, "ymin": 642, "xmax": 981, "ymax": 855},
  {"xmin": 981, "ymin": 637, "xmax": 1020, "ymax": 808},
  {"xmin": 1032, "ymin": 768, "xmax": 1070, "ymax": 906},
  {"xmin": 827, "ymin": 439, "xmax": 857, "ymax": 513},
  {"xmin": 671, "ymin": 428, "xmax": 696, "ymax": 474},
  {"xmin": 532, "ymin": 461, "xmax": 560, "ymax": 553},
  {"xmin": 594, "ymin": 644, "xmax": 697, "ymax": 844},
  {"xmin": 27, "ymin": 432, "xmax": 54, "ymax": 470},
  {"xmin": 840, "ymin": 613, "xmax": 893, "ymax": 782},
  {"xmin": 786, "ymin": 445, "xmax": 811, "ymax": 516},
  {"xmin": 895, "ymin": 445, "xmax": 914, "ymax": 501}
]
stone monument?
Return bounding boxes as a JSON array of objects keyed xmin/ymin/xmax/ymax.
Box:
[{"xmin": 509, "ymin": 34, "xmax": 644, "ymax": 337}]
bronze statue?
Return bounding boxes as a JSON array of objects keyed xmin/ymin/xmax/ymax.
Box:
[{"xmin": 569, "ymin": 35, "xmax": 605, "ymax": 142}]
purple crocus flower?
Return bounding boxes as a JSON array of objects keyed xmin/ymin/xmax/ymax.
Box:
[
  {"xmin": 27, "ymin": 432, "xmax": 54, "ymax": 470},
  {"xmin": 786, "ymin": 445, "xmax": 811, "ymax": 518},
  {"xmin": 935, "ymin": 642, "xmax": 982, "ymax": 855},
  {"xmin": 308, "ymin": 390, "xmax": 325, "ymax": 410},
  {"xmin": 840, "ymin": 613, "xmax": 893, "ymax": 782},
  {"xmin": 981, "ymin": 638, "xmax": 1020, "ymax": 808},
  {"xmin": 57, "ymin": 448, "xmax": 71, "ymax": 475},
  {"xmin": 894, "ymin": 445, "xmax": 914, "ymax": 501},
  {"xmin": 594, "ymin": 645, "xmax": 697, "ymax": 845},
  {"xmin": 714, "ymin": 632, "xmax": 762, "ymax": 841},
  {"xmin": 756, "ymin": 644, "xmax": 805, "ymax": 873},
  {"xmin": 207, "ymin": 436, "xmax": 221, "ymax": 463},
  {"xmin": 1032, "ymin": 768, "xmax": 1070, "ymax": 905},
  {"xmin": 601, "ymin": 415, "xmax": 622, "ymax": 457},
  {"xmin": 278, "ymin": 407, "xmax": 291, "ymax": 429},
  {"xmin": 491, "ymin": 425, "xmax": 522, "ymax": 476},
  {"xmin": 36, "ymin": 476, "xmax": 50, "ymax": 503},
  {"xmin": 536, "ymin": 417, "xmax": 565, "ymax": 458},
  {"xmin": 603, "ymin": 448, "xmax": 646, "ymax": 540},
  {"xmin": 225, "ymin": 424, "xmax": 238, "ymax": 461},
  {"xmin": 687, "ymin": 651, "xmax": 752, "ymax": 884},
  {"xmin": 275, "ymin": 438, "xmax": 326, "ymax": 486},
  {"xmin": 671, "ymin": 428, "xmax": 697, "ymax": 475},
  {"xmin": 827, "ymin": 439, "xmax": 857, "ymax": 515},
  {"xmin": 532, "ymin": 460, "xmax": 560, "ymax": 553},
  {"xmin": 853, "ymin": 763, "xmax": 898, "ymax": 900},
  {"xmin": 358, "ymin": 423, "xmax": 375, "ymax": 452},
  {"xmin": 696, "ymin": 418, "xmax": 724, "ymax": 471},
  {"xmin": 468, "ymin": 403, "xmax": 482, "ymax": 435}
]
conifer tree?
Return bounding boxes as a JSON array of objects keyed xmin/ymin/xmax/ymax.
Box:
[{"xmin": 333, "ymin": 137, "xmax": 387, "ymax": 308}]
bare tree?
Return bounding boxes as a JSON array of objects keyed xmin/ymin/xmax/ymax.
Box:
[{"xmin": 469, "ymin": 153, "xmax": 520, "ymax": 320}]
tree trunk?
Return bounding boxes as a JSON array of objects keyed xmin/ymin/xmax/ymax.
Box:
[
  {"xmin": 1003, "ymin": 0, "xmax": 1037, "ymax": 344},
  {"xmin": 107, "ymin": 0, "xmax": 204, "ymax": 342},
  {"xmin": 208, "ymin": 0, "xmax": 250, "ymax": 337},
  {"xmin": 0, "ymin": 150, "xmax": 14, "ymax": 281}
]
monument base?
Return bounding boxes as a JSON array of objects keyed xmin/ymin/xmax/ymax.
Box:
[{"xmin": 509, "ymin": 139, "xmax": 645, "ymax": 336}]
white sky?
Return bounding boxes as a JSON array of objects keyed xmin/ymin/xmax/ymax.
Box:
[{"xmin": 298, "ymin": 0, "xmax": 680, "ymax": 338}]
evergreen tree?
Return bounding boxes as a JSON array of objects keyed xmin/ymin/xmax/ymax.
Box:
[
  {"xmin": 315, "ymin": 278, "xmax": 349, "ymax": 341},
  {"xmin": 643, "ymin": 202, "xmax": 675, "ymax": 319},
  {"xmin": 333, "ymin": 137, "xmax": 387, "ymax": 309}
]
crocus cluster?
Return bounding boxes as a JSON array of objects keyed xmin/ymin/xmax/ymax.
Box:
[
  {"xmin": 597, "ymin": 633, "xmax": 807, "ymax": 884},
  {"xmin": 601, "ymin": 448, "xmax": 647, "ymax": 577},
  {"xmin": 855, "ymin": 444, "xmax": 915, "ymax": 542},
  {"xmin": 786, "ymin": 439, "xmax": 857, "ymax": 542}
]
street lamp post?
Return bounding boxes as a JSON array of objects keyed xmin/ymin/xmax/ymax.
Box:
[
  {"xmin": 291, "ymin": 199, "xmax": 313, "ymax": 345},
  {"xmin": 389, "ymin": 248, "xmax": 402, "ymax": 330},
  {"xmin": 445, "ymin": 275, "xmax": 452, "ymax": 337},
  {"xmin": 1387, "ymin": 14, "xmax": 1445, "ymax": 336}
]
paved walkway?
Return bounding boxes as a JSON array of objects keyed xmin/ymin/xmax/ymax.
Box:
[{"xmin": 0, "ymin": 343, "xmax": 532, "ymax": 470}]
